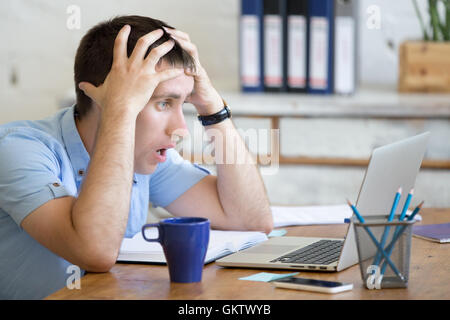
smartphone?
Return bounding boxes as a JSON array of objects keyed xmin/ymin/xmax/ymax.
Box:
[{"xmin": 272, "ymin": 277, "xmax": 353, "ymax": 294}]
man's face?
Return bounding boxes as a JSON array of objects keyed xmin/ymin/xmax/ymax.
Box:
[{"xmin": 134, "ymin": 60, "xmax": 194, "ymax": 174}]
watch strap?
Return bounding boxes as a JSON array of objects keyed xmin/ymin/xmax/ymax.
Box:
[{"xmin": 198, "ymin": 105, "xmax": 231, "ymax": 126}]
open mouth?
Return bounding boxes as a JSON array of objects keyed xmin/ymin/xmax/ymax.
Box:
[
  {"xmin": 154, "ymin": 148, "xmax": 168, "ymax": 163},
  {"xmin": 153, "ymin": 144, "xmax": 175, "ymax": 163},
  {"xmin": 156, "ymin": 148, "xmax": 167, "ymax": 156}
]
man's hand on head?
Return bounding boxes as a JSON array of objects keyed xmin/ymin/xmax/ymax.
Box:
[
  {"xmin": 163, "ymin": 27, "xmax": 224, "ymax": 116},
  {"xmin": 78, "ymin": 25, "xmax": 184, "ymax": 118}
]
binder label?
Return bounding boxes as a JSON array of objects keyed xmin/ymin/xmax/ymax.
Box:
[
  {"xmin": 335, "ymin": 16, "xmax": 355, "ymax": 94},
  {"xmin": 288, "ymin": 15, "xmax": 307, "ymax": 88},
  {"xmin": 264, "ymin": 14, "xmax": 283, "ymax": 87},
  {"xmin": 309, "ymin": 17, "xmax": 329, "ymax": 89},
  {"xmin": 241, "ymin": 15, "xmax": 261, "ymax": 87}
]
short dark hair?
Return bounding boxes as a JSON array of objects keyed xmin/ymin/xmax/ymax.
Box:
[{"xmin": 74, "ymin": 15, "xmax": 196, "ymax": 119}]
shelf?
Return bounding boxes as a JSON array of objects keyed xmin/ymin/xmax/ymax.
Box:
[
  {"xmin": 182, "ymin": 86, "xmax": 450, "ymax": 170},
  {"xmin": 184, "ymin": 86, "xmax": 450, "ymax": 119}
]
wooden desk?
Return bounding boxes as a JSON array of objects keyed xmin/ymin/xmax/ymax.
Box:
[{"xmin": 46, "ymin": 208, "xmax": 449, "ymax": 300}]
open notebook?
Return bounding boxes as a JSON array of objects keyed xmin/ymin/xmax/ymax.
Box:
[
  {"xmin": 117, "ymin": 229, "xmax": 268, "ymax": 264},
  {"xmin": 117, "ymin": 204, "xmax": 422, "ymax": 264}
]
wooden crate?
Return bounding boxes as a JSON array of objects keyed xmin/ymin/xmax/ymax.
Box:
[{"xmin": 398, "ymin": 41, "xmax": 450, "ymax": 93}]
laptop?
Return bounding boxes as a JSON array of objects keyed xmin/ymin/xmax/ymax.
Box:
[{"xmin": 216, "ymin": 132, "xmax": 430, "ymax": 272}]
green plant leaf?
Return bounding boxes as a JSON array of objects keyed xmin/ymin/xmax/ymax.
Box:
[
  {"xmin": 413, "ymin": 0, "xmax": 430, "ymax": 40},
  {"xmin": 429, "ymin": 0, "xmax": 441, "ymax": 41},
  {"xmin": 445, "ymin": 0, "xmax": 450, "ymax": 40}
]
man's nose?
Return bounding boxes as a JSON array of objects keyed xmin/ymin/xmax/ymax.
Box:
[{"xmin": 166, "ymin": 107, "xmax": 189, "ymax": 141}]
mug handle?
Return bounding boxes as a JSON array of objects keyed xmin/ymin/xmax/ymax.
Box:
[{"xmin": 141, "ymin": 223, "xmax": 162, "ymax": 243}]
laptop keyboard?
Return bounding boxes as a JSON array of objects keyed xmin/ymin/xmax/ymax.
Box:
[{"xmin": 270, "ymin": 240, "xmax": 343, "ymax": 265}]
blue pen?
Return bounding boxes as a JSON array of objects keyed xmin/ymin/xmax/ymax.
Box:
[
  {"xmin": 372, "ymin": 187, "xmax": 402, "ymax": 266},
  {"xmin": 346, "ymin": 200, "xmax": 405, "ymax": 281},
  {"xmin": 379, "ymin": 201, "xmax": 424, "ymax": 276}
]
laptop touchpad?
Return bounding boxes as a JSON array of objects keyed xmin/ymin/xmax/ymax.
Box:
[{"xmin": 242, "ymin": 245, "xmax": 299, "ymax": 254}]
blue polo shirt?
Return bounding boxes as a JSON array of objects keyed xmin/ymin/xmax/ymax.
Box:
[{"xmin": 0, "ymin": 106, "xmax": 209, "ymax": 299}]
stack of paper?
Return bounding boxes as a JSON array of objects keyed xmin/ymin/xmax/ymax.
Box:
[
  {"xmin": 271, "ymin": 204, "xmax": 353, "ymax": 227},
  {"xmin": 270, "ymin": 204, "xmax": 420, "ymax": 227}
]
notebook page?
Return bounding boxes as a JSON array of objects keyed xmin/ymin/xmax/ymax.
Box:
[
  {"xmin": 119, "ymin": 228, "xmax": 162, "ymax": 253},
  {"xmin": 210, "ymin": 230, "xmax": 268, "ymax": 253},
  {"xmin": 118, "ymin": 229, "xmax": 268, "ymax": 263}
]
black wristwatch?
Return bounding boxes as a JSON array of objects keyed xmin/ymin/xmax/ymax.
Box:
[{"xmin": 197, "ymin": 104, "xmax": 232, "ymax": 126}]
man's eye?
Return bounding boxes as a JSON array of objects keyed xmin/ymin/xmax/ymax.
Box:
[{"xmin": 157, "ymin": 101, "xmax": 169, "ymax": 110}]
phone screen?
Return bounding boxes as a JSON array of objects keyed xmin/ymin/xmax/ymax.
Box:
[{"xmin": 275, "ymin": 277, "xmax": 345, "ymax": 288}]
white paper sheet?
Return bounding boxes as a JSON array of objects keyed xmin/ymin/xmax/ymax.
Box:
[{"xmin": 270, "ymin": 204, "xmax": 421, "ymax": 228}]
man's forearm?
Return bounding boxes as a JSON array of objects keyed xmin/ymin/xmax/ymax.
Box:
[
  {"xmin": 206, "ymin": 119, "xmax": 273, "ymax": 234},
  {"xmin": 72, "ymin": 108, "xmax": 137, "ymax": 264},
  {"xmin": 160, "ymin": 26, "xmax": 272, "ymax": 233}
]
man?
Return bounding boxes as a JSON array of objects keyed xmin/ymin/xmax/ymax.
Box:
[{"xmin": 0, "ymin": 15, "xmax": 273, "ymax": 299}]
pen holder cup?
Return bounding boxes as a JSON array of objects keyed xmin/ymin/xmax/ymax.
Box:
[{"xmin": 353, "ymin": 215, "xmax": 416, "ymax": 289}]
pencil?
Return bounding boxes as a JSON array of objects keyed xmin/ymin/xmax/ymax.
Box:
[
  {"xmin": 407, "ymin": 201, "xmax": 424, "ymax": 221},
  {"xmin": 399, "ymin": 189, "xmax": 414, "ymax": 221},
  {"xmin": 346, "ymin": 199, "xmax": 404, "ymax": 281},
  {"xmin": 373, "ymin": 187, "xmax": 402, "ymax": 266},
  {"xmin": 380, "ymin": 201, "xmax": 424, "ymax": 276},
  {"xmin": 346, "ymin": 199, "xmax": 365, "ymax": 223},
  {"xmin": 389, "ymin": 187, "xmax": 403, "ymax": 221}
]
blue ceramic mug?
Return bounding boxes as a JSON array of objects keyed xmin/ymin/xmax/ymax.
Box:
[{"xmin": 141, "ymin": 217, "xmax": 210, "ymax": 283}]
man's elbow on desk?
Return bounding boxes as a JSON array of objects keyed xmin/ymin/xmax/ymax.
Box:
[
  {"xmin": 238, "ymin": 209, "xmax": 274, "ymax": 235},
  {"xmin": 216, "ymin": 207, "xmax": 273, "ymax": 234},
  {"xmin": 77, "ymin": 245, "xmax": 122, "ymax": 273},
  {"xmin": 260, "ymin": 218, "xmax": 274, "ymax": 235},
  {"xmin": 261, "ymin": 214, "xmax": 274, "ymax": 235},
  {"xmin": 248, "ymin": 208, "xmax": 274, "ymax": 234},
  {"xmin": 248, "ymin": 205, "xmax": 273, "ymax": 234}
]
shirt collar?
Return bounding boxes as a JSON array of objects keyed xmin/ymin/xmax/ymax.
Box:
[
  {"xmin": 60, "ymin": 105, "xmax": 139, "ymax": 185},
  {"xmin": 60, "ymin": 106, "xmax": 90, "ymax": 182}
]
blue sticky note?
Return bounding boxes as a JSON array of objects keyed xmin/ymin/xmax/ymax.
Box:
[
  {"xmin": 268, "ymin": 229, "xmax": 287, "ymax": 237},
  {"xmin": 239, "ymin": 272, "xmax": 299, "ymax": 282}
]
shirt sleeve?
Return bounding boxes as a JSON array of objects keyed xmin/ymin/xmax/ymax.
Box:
[
  {"xmin": 0, "ymin": 131, "xmax": 72, "ymax": 227},
  {"xmin": 149, "ymin": 149, "xmax": 210, "ymax": 208}
]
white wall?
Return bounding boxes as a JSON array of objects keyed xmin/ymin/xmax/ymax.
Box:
[
  {"xmin": 358, "ymin": 0, "xmax": 426, "ymax": 86},
  {"xmin": 0, "ymin": 0, "xmax": 240, "ymax": 123},
  {"xmin": 1, "ymin": 1, "xmax": 448, "ymax": 208},
  {"xmin": 0, "ymin": 0, "xmax": 429, "ymax": 123}
]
